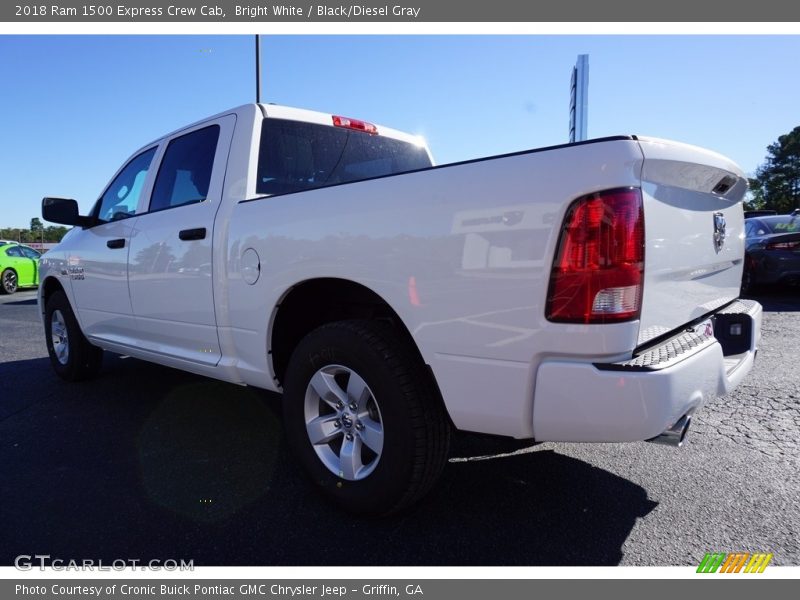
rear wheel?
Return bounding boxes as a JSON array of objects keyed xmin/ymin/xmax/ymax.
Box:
[
  {"xmin": 1, "ymin": 268, "xmax": 17, "ymax": 294},
  {"xmin": 44, "ymin": 291, "xmax": 103, "ymax": 381},
  {"xmin": 282, "ymin": 320, "xmax": 450, "ymax": 516}
]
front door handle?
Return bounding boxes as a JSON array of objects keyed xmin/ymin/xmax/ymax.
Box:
[
  {"xmin": 106, "ymin": 238, "xmax": 125, "ymax": 249},
  {"xmin": 179, "ymin": 227, "xmax": 206, "ymax": 241}
]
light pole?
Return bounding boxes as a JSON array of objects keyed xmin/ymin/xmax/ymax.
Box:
[{"xmin": 255, "ymin": 34, "xmax": 262, "ymax": 104}]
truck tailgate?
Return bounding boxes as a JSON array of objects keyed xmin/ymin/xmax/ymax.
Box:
[{"xmin": 636, "ymin": 137, "xmax": 747, "ymax": 345}]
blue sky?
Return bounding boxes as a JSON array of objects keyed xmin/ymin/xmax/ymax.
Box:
[{"xmin": 1, "ymin": 34, "xmax": 798, "ymax": 228}]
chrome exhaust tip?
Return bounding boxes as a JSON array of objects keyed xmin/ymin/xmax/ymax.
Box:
[{"xmin": 646, "ymin": 414, "xmax": 692, "ymax": 448}]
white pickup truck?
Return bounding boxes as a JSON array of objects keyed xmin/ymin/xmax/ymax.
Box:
[{"xmin": 40, "ymin": 103, "xmax": 761, "ymax": 514}]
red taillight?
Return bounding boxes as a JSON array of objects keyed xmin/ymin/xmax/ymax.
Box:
[
  {"xmin": 766, "ymin": 241, "xmax": 800, "ymax": 250},
  {"xmin": 546, "ymin": 188, "xmax": 645, "ymax": 324},
  {"xmin": 332, "ymin": 115, "xmax": 378, "ymax": 135}
]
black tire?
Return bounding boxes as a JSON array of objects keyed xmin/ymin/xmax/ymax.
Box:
[
  {"xmin": 44, "ymin": 290, "xmax": 103, "ymax": 381},
  {"xmin": 1, "ymin": 268, "xmax": 18, "ymax": 294},
  {"xmin": 741, "ymin": 265, "xmax": 757, "ymax": 296},
  {"xmin": 282, "ymin": 319, "xmax": 450, "ymax": 516}
]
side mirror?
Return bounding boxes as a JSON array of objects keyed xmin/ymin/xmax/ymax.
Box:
[{"xmin": 42, "ymin": 197, "xmax": 95, "ymax": 227}]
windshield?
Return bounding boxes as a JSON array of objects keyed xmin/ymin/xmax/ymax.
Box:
[{"xmin": 256, "ymin": 118, "xmax": 432, "ymax": 196}]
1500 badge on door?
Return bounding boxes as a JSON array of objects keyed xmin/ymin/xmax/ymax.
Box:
[{"xmin": 61, "ymin": 266, "xmax": 84, "ymax": 280}]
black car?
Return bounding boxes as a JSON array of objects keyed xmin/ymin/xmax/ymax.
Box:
[{"xmin": 742, "ymin": 212, "xmax": 800, "ymax": 292}]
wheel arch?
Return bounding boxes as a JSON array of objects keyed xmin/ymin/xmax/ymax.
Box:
[
  {"xmin": 268, "ymin": 278, "xmax": 448, "ymax": 419},
  {"xmin": 41, "ymin": 276, "xmax": 67, "ymax": 313}
]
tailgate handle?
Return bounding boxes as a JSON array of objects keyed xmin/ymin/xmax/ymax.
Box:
[
  {"xmin": 179, "ymin": 227, "xmax": 206, "ymax": 241},
  {"xmin": 106, "ymin": 238, "xmax": 125, "ymax": 249}
]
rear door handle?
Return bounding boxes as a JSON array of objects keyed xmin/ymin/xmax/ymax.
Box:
[
  {"xmin": 106, "ymin": 238, "xmax": 125, "ymax": 249},
  {"xmin": 179, "ymin": 227, "xmax": 206, "ymax": 241}
]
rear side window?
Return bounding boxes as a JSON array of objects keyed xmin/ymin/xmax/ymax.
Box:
[
  {"xmin": 5, "ymin": 246, "xmax": 22, "ymax": 257},
  {"xmin": 256, "ymin": 118, "xmax": 432, "ymax": 196},
  {"xmin": 150, "ymin": 125, "xmax": 220, "ymax": 212}
]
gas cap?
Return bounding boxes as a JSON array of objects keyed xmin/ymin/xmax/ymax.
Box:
[{"xmin": 241, "ymin": 248, "xmax": 261, "ymax": 285}]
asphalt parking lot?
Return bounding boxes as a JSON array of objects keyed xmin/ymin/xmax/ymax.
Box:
[{"xmin": 1, "ymin": 288, "xmax": 798, "ymax": 566}]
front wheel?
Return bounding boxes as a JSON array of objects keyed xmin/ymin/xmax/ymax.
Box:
[
  {"xmin": 1, "ymin": 268, "xmax": 18, "ymax": 294},
  {"xmin": 44, "ymin": 290, "xmax": 103, "ymax": 381},
  {"xmin": 282, "ymin": 320, "xmax": 450, "ymax": 516}
]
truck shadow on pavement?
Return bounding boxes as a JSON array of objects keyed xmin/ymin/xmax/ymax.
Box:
[
  {"xmin": 1, "ymin": 297, "xmax": 37, "ymax": 306},
  {"xmin": 0, "ymin": 354, "xmax": 656, "ymax": 566},
  {"xmin": 745, "ymin": 286, "xmax": 800, "ymax": 312}
]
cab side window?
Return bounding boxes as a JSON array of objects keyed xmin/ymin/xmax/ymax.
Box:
[
  {"xmin": 149, "ymin": 125, "xmax": 220, "ymax": 212},
  {"xmin": 95, "ymin": 147, "xmax": 157, "ymax": 223}
]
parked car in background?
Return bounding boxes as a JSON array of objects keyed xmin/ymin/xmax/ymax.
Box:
[
  {"xmin": 743, "ymin": 213, "xmax": 800, "ymax": 293},
  {"xmin": 0, "ymin": 243, "xmax": 41, "ymax": 294}
]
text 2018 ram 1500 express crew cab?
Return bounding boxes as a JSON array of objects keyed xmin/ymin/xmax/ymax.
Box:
[{"xmin": 40, "ymin": 103, "xmax": 762, "ymax": 514}]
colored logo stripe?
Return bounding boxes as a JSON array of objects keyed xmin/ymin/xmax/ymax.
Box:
[
  {"xmin": 697, "ymin": 552, "xmax": 772, "ymax": 573},
  {"xmin": 697, "ymin": 553, "xmax": 726, "ymax": 573},
  {"xmin": 744, "ymin": 553, "xmax": 773, "ymax": 573},
  {"xmin": 720, "ymin": 553, "xmax": 749, "ymax": 573}
]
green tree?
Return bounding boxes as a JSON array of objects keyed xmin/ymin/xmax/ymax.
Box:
[
  {"xmin": 743, "ymin": 177, "xmax": 766, "ymax": 211},
  {"xmin": 1, "ymin": 222, "xmax": 69, "ymax": 243},
  {"xmin": 750, "ymin": 126, "xmax": 800, "ymax": 213},
  {"xmin": 44, "ymin": 225, "xmax": 69, "ymax": 243},
  {"xmin": 0, "ymin": 227, "xmax": 20, "ymax": 242}
]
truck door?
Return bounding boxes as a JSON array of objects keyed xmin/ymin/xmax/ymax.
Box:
[
  {"xmin": 68, "ymin": 146, "xmax": 158, "ymax": 345},
  {"xmin": 127, "ymin": 115, "xmax": 235, "ymax": 365}
]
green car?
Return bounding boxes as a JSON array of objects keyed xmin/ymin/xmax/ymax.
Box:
[{"xmin": 0, "ymin": 242, "xmax": 41, "ymax": 294}]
